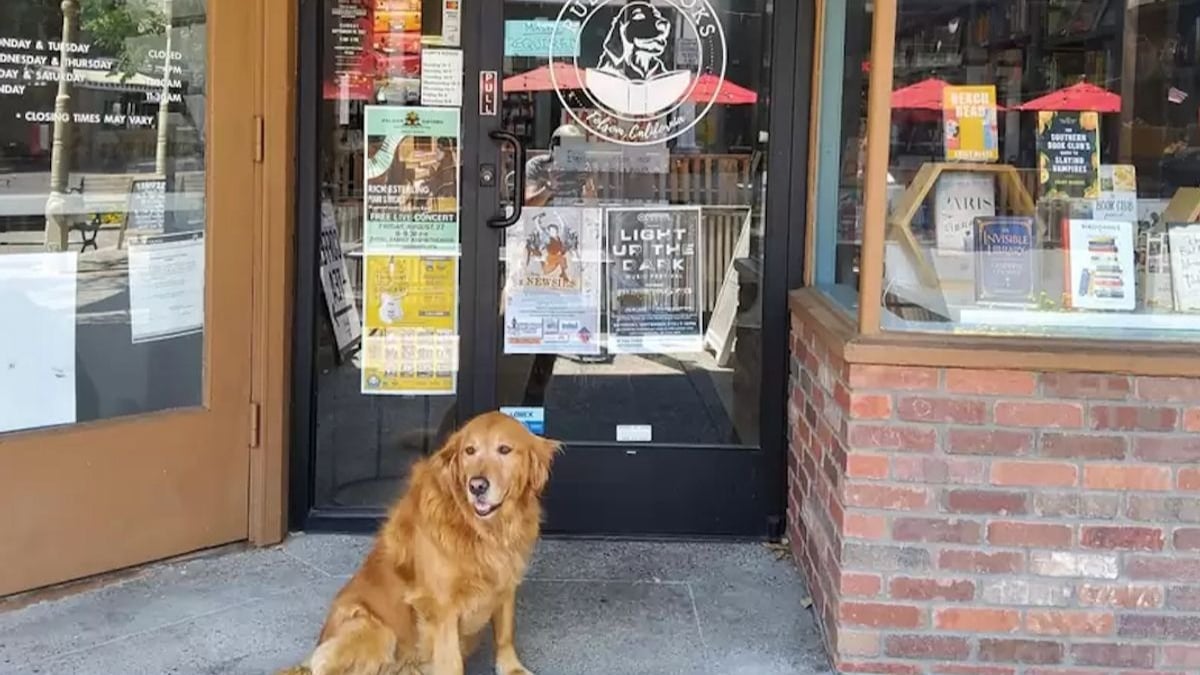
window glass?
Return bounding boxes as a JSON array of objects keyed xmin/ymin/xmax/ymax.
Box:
[
  {"xmin": 813, "ymin": 0, "xmax": 871, "ymax": 311},
  {"xmin": 1, "ymin": 0, "xmax": 207, "ymax": 434},
  {"xmin": 881, "ymin": 0, "xmax": 1200, "ymax": 341}
]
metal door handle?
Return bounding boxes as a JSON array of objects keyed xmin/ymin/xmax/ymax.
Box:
[{"xmin": 488, "ymin": 130, "xmax": 525, "ymax": 229}]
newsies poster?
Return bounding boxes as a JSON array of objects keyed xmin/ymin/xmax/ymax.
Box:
[
  {"xmin": 363, "ymin": 106, "xmax": 460, "ymax": 254},
  {"xmin": 1037, "ymin": 111, "xmax": 1101, "ymax": 199},
  {"xmin": 607, "ymin": 207, "xmax": 703, "ymax": 353}
]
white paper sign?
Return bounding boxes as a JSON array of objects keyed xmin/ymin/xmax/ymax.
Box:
[
  {"xmin": 1066, "ymin": 219, "xmax": 1136, "ymax": 311},
  {"xmin": 1168, "ymin": 224, "xmax": 1200, "ymax": 312},
  {"xmin": 420, "ymin": 48, "xmax": 464, "ymax": 107},
  {"xmin": 319, "ymin": 200, "xmax": 362, "ymax": 352},
  {"xmin": 0, "ymin": 252, "xmax": 77, "ymax": 433},
  {"xmin": 128, "ymin": 231, "xmax": 205, "ymax": 343}
]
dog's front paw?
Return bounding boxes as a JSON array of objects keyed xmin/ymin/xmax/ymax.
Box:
[{"xmin": 495, "ymin": 665, "xmax": 535, "ymax": 675}]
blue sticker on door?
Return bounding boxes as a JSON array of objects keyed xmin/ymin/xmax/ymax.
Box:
[{"xmin": 500, "ymin": 407, "xmax": 546, "ymax": 435}]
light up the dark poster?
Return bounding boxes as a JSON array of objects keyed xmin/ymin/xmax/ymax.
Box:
[{"xmin": 606, "ymin": 207, "xmax": 703, "ymax": 354}]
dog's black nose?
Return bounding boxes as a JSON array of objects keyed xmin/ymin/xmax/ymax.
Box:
[{"xmin": 469, "ymin": 477, "xmax": 489, "ymax": 496}]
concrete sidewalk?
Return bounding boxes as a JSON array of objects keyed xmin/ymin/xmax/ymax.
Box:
[{"xmin": 0, "ymin": 536, "xmax": 831, "ymax": 675}]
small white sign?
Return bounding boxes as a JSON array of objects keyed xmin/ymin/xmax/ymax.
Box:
[
  {"xmin": 128, "ymin": 231, "xmax": 205, "ymax": 343},
  {"xmin": 616, "ymin": 424, "xmax": 652, "ymax": 443},
  {"xmin": 420, "ymin": 48, "xmax": 464, "ymax": 107}
]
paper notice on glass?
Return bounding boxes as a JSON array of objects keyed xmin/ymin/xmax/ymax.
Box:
[
  {"xmin": 361, "ymin": 331, "xmax": 458, "ymax": 395},
  {"xmin": 363, "ymin": 254, "xmax": 458, "ymax": 332},
  {"xmin": 128, "ymin": 231, "xmax": 205, "ymax": 343},
  {"xmin": 1168, "ymin": 223, "xmax": 1200, "ymax": 312},
  {"xmin": 364, "ymin": 105, "xmax": 461, "ymax": 254},
  {"xmin": 606, "ymin": 206, "xmax": 704, "ymax": 354},
  {"xmin": 504, "ymin": 207, "xmax": 602, "ymax": 355},
  {"xmin": 420, "ymin": 48, "xmax": 464, "ymax": 107},
  {"xmin": 441, "ymin": 0, "xmax": 461, "ymax": 46},
  {"xmin": 319, "ymin": 200, "xmax": 362, "ymax": 353},
  {"xmin": 0, "ymin": 252, "xmax": 77, "ymax": 433}
]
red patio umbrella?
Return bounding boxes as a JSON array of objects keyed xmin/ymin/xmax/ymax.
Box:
[
  {"xmin": 891, "ymin": 78, "xmax": 1007, "ymax": 111},
  {"xmin": 688, "ymin": 73, "xmax": 757, "ymax": 105},
  {"xmin": 1017, "ymin": 82, "xmax": 1121, "ymax": 113}
]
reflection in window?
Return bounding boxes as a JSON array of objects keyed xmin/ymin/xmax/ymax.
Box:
[{"xmin": 880, "ymin": 0, "xmax": 1200, "ymax": 341}]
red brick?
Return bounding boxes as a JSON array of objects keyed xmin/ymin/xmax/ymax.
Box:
[
  {"xmin": 843, "ymin": 513, "xmax": 888, "ymax": 540},
  {"xmin": 840, "ymin": 602, "xmax": 923, "ymax": 629},
  {"xmin": 1091, "ymin": 405, "xmax": 1178, "ymax": 431},
  {"xmin": 1084, "ymin": 464, "xmax": 1171, "ymax": 491},
  {"xmin": 885, "ymin": 635, "xmax": 970, "ymax": 660},
  {"xmin": 849, "ymin": 393, "xmax": 892, "ymax": 420},
  {"xmin": 1136, "ymin": 377, "xmax": 1200, "ymax": 401},
  {"xmin": 891, "ymin": 456, "xmax": 985, "ymax": 484},
  {"xmin": 1186, "ymin": 407, "xmax": 1200, "ymax": 432},
  {"xmin": 846, "ymin": 454, "xmax": 889, "ymax": 479},
  {"xmin": 1041, "ymin": 372, "xmax": 1131, "ymax": 399},
  {"xmin": 944, "ymin": 489, "xmax": 1028, "ymax": 515},
  {"xmin": 839, "ymin": 630, "xmax": 881, "ymax": 657},
  {"xmin": 896, "ymin": 396, "xmax": 987, "ymax": 424},
  {"xmin": 946, "ymin": 429, "xmax": 1033, "ymax": 456},
  {"xmin": 844, "ymin": 484, "xmax": 929, "ymax": 510},
  {"xmin": 946, "ymin": 369, "xmax": 1037, "ymax": 396},
  {"xmin": 1039, "ymin": 433, "xmax": 1127, "ymax": 460},
  {"xmin": 840, "ymin": 571, "xmax": 883, "ymax": 597},
  {"xmin": 1026, "ymin": 610, "xmax": 1114, "ymax": 636},
  {"xmin": 1070, "ymin": 643, "xmax": 1154, "ymax": 668},
  {"xmin": 932, "ymin": 667, "xmax": 1016, "ymax": 675},
  {"xmin": 935, "ymin": 607, "xmax": 1020, "ymax": 632},
  {"xmin": 1163, "ymin": 644, "xmax": 1200, "ymax": 668},
  {"xmin": 1081, "ymin": 526, "xmax": 1164, "ymax": 551},
  {"xmin": 848, "ymin": 364, "xmax": 940, "ymax": 389},
  {"xmin": 889, "ymin": 577, "xmax": 975, "ymax": 601},
  {"xmin": 1127, "ymin": 556, "xmax": 1200, "ymax": 581},
  {"xmin": 991, "ymin": 461, "xmax": 1078, "ymax": 488},
  {"xmin": 988, "ymin": 521, "xmax": 1073, "ymax": 547},
  {"xmin": 1118, "ymin": 614, "xmax": 1200, "ymax": 640},
  {"xmin": 837, "ymin": 661, "xmax": 921, "ymax": 675},
  {"xmin": 995, "ymin": 401, "xmax": 1083, "ymax": 428},
  {"xmin": 1175, "ymin": 528, "xmax": 1200, "ymax": 550},
  {"xmin": 1180, "ymin": 468, "xmax": 1200, "ymax": 491},
  {"xmin": 1077, "ymin": 583, "xmax": 1163, "ymax": 608},
  {"xmin": 847, "ymin": 423, "xmax": 937, "ymax": 452},
  {"xmin": 1134, "ymin": 436, "xmax": 1200, "ymax": 462},
  {"xmin": 978, "ymin": 639, "xmax": 1064, "ymax": 665},
  {"xmin": 939, "ymin": 549, "xmax": 1023, "ymax": 574},
  {"xmin": 893, "ymin": 517, "xmax": 981, "ymax": 544}
]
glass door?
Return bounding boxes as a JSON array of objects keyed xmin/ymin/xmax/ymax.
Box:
[{"xmin": 470, "ymin": 0, "xmax": 795, "ymax": 536}]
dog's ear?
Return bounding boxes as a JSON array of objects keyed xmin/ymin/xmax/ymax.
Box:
[
  {"xmin": 601, "ymin": 9, "xmax": 630, "ymax": 66},
  {"xmin": 526, "ymin": 436, "xmax": 562, "ymax": 497},
  {"xmin": 432, "ymin": 429, "xmax": 464, "ymax": 487}
]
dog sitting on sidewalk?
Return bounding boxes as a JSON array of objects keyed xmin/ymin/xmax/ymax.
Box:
[{"xmin": 278, "ymin": 412, "xmax": 560, "ymax": 675}]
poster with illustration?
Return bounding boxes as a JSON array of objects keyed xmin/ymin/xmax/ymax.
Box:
[
  {"xmin": 1037, "ymin": 111, "xmax": 1100, "ymax": 199},
  {"xmin": 942, "ymin": 85, "xmax": 998, "ymax": 162},
  {"xmin": 361, "ymin": 332, "xmax": 458, "ymax": 395},
  {"xmin": 504, "ymin": 207, "xmax": 603, "ymax": 355},
  {"xmin": 363, "ymin": 106, "xmax": 460, "ymax": 254},
  {"xmin": 323, "ymin": 0, "xmax": 375, "ymax": 100},
  {"xmin": 1064, "ymin": 219, "xmax": 1136, "ymax": 311},
  {"xmin": 606, "ymin": 207, "xmax": 703, "ymax": 353},
  {"xmin": 363, "ymin": 254, "xmax": 457, "ymax": 332}
]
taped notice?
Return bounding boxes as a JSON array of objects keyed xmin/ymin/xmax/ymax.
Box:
[
  {"xmin": 616, "ymin": 424, "xmax": 652, "ymax": 442},
  {"xmin": 420, "ymin": 48, "xmax": 463, "ymax": 107},
  {"xmin": 501, "ymin": 407, "xmax": 546, "ymax": 435}
]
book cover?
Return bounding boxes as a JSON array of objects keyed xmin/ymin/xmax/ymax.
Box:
[
  {"xmin": 1064, "ymin": 219, "xmax": 1136, "ymax": 311},
  {"xmin": 974, "ymin": 216, "xmax": 1037, "ymax": 304},
  {"xmin": 1037, "ymin": 111, "xmax": 1100, "ymax": 199},
  {"xmin": 1167, "ymin": 223, "xmax": 1200, "ymax": 312},
  {"xmin": 935, "ymin": 172, "xmax": 996, "ymax": 252}
]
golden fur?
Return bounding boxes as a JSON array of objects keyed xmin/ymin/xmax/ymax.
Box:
[{"xmin": 279, "ymin": 412, "xmax": 560, "ymax": 675}]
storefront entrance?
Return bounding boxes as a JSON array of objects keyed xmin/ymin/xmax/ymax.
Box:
[{"xmin": 291, "ymin": 0, "xmax": 809, "ymax": 538}]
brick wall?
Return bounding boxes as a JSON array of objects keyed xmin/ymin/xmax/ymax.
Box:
[{"xmin": 787, "ymin": 314, "xmax": 1200, "ymax": 674}]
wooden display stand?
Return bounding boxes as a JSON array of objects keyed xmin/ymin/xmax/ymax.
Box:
[
  {"xmin": 1162, "ymin": 187, "xmax": 1200, "ymax": 223},
  {"xmin": 886, "ymin": 162, "xmax": 1035, "ymax": 288}
]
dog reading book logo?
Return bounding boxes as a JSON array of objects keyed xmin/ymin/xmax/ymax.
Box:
[{"xmin": 552, "ymin": 0, "xmax": 726, "ymax": 145}]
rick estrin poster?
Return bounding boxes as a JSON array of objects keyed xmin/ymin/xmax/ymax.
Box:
[{"xmin": 606, "ymin": 206, "xmax": 703, "ymax": 353}]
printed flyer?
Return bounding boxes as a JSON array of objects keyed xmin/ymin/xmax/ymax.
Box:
[
  {"xmin": 361, "ymin": 332, "xmax": 458, "ymax": 395},
  {"xmin": 504, "ymin": 207, "xmax": 602, "ymax": 355},
  {"xmin": 606, "ymin": 207, "xmax": 703, "ymax": 354},
  {"xmin": 323, "ymin": 0, "xmax": 375, "ymax": 100},
  {"xmin": 943, "ymin": 85, "xmax": 999, "ymax": 162},
  {"xmin": 1037, "ymin": 111, "xmax": 1101, "ymax": 199},
  {"xmin": 363, "ymin": 254, "xmax": 457, "ymax": 332},
  {"xmin": 1064, "ymin": 219, "xmax": 1136, "ymax": 311},
  {"xmin": 363, "ymin": 106, "xmax": 461, "ymax": 254}
]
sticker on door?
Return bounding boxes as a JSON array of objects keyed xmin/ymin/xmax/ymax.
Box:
[
  {"xmin": 616, "ymin": 424, "xmax": 652, "ymax": 443},
  {"xmin": 501, "ymin": 407, "xmax": 546, "ymax": 435}
]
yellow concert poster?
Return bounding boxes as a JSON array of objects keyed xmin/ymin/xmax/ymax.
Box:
[
  {"xmin": 943, "ymin": 85, "xmax": 999, "ymax": 162},
  {"xmin": 361, "ymin": 332, "xmax": 458, "ymax": 395},
  {"xmin": 363, "ymin": 254, "xmax": 457, "ymax": 333}
]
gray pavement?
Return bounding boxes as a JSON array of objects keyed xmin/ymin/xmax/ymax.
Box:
[{"xmin": 0, "ymin": 536, "xmax": 831, "ymax": 675}]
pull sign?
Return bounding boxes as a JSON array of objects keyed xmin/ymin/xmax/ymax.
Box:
[{"xmin": 480, "ymin": 70, "xmax": 498, "ymax": 117}]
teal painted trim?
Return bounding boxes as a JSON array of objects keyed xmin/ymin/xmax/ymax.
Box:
[{"xmin": 813, "ymin": 0, "xmax": 847, "ymax": 286}]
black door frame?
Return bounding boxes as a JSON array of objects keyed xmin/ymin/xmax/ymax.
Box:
[{"xmin": 288, "ymin": 0, "xmax": 813, "ymax": 537}]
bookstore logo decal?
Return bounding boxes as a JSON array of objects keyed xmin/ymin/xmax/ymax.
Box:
[{"xmin": 552, "ymin": 0, "xmax": 727, "ymax": 145}]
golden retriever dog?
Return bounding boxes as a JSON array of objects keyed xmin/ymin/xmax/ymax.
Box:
[
  {"xmin": 279, "ymin": 412, "xmax": 560, "ymax": 675},
  {"xmin": 597, "ymin": 1, "xmax": 672, "ymax": 81}
]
